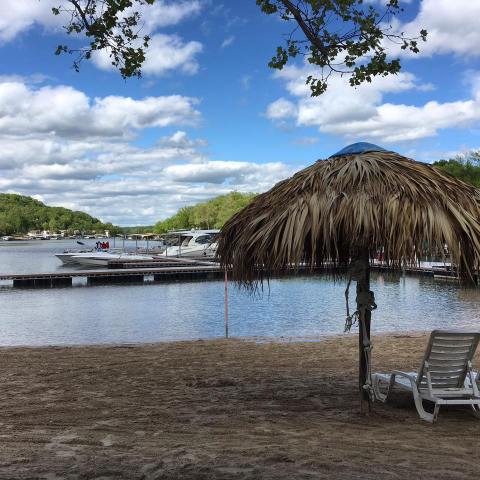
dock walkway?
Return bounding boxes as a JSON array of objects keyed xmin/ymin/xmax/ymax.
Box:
[
  {"xmin": 0, "ymin": 259, "xmax": 460, "ymax": 288},
  {"xmin": 0, "ymin": 264, "xmax": 223, "ymax": 288}
]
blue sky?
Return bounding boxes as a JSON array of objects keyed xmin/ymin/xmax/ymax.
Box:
[{"xmin": 0, "ymin": 0, "xmax": 479, "ymax": 225}]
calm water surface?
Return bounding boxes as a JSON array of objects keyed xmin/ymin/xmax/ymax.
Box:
[
  {"xmin": 0, "ymin": 240, "xmax": 479, "ymax": 346},
  {"xmin": 0, "ymin": 239, "xmax": 156, "ymax": 274}
]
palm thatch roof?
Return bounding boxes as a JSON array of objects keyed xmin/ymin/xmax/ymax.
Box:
[{"xmin": 218, "ymin": 145, "xmax": 480, "ymax": 286}]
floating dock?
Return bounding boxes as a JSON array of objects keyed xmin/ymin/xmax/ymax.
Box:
[
  {"xmin": 0, "ymin": 264, "xmax": 223, "ymax": 288},
  {"xmin": 0, "ymin": 258, "xmax": 464, "ymax": 289}
]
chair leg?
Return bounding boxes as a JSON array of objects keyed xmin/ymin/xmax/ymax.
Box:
[
  {"xmin": 411, "ymin": 388, "xmax": 436, "ymax": 423},
  {"xmin": 471, "ymin": 403, "xmax": 480, "ymax": 419},
  {"xmin": 373, "ymin": 374, "xmax": 393, "ymax": 403}
]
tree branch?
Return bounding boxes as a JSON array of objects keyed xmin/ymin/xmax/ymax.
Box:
[
  {"xmin": 68, "ymin": 0, "xmax": 93, "ymax": 32},
  {"xmin": 278, "ymin": 0, "xmax": 329, "ymax": 57}
]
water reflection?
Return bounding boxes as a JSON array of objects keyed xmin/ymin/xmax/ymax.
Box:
[{"xmin": 0, "ymin": 273, "xmax": 478, "ymax": 346}]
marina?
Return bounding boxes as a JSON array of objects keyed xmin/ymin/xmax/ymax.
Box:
[
  {"xmin": 0, "ymin": 259, "xmax": 462, "ymax": 288},
  {"xmin": 1, "ymin": 237, "xmax": 461, "ymax": 289},
  {"xmin": 0, "ymin": 239, "xmax": 478, "ymax": 347}
]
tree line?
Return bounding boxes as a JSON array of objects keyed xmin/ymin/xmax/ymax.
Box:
[
  {"xmin": 153, "ymin": 192, "xmax": 257, "ymax": 234},
  {"xmin": 432, "ymin": 150, "xmax": 480, "ymax": 188},
  {"xmin": 0, "ymin": 192, "xmax": 257, "ymax": 236},
  {"xmin": 2, "ymin": 152, "xmax": 478, "ymax": 237},
  {"xmin": 0, "ymin": 194, "xmax": 120, "ymax": 236}
]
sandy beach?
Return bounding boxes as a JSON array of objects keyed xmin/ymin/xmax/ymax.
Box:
[{"xmin": 0, "ymin": 333, "xmax": 479, "ymax": 479}]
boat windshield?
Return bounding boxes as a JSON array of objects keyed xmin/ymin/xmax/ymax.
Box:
[
  {"xmin": 195, "ymin": 234, "xmax": 216, "ymax": 244},
  {"xmin": 181, "ymin": 236, "xmax": 193, "ymax": 247},
  {"xmin": 162, "ymin": 234, "xmax": 184, "ymax": 246},
  {"xmin": 162, "ymin": 231, "xmax": 218, "ymax": 247}
]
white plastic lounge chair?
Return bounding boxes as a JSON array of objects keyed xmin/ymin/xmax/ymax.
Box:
[{"xmin": 373, "ymin": 330, "xmax": 480, "ymax": 423}]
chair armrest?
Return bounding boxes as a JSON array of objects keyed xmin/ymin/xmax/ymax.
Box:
[
  {"xmin": 392, "ymin": 370, "xmax": 417, "ymax": 383},
  {"xmin": 373, "ymin": 370, "xmax": 418, "ymax": 402},
  {"xmin": 465, "ymin": 366, "xmax": 480, "ymax": 397}
]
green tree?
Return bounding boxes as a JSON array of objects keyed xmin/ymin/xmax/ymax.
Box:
[
  {"xmin": 53, "ymin": 0, "xmax": 426, "ymax": 95},
  {"xmin": 104, "ymin": 223, "xmax": 123, "ymax": 235},
  {"xmin": 214, "ymin": 192, "xmax": 256, "ymax": 227},
  {"xmin": 433, "ymin": 151, "xmax": 480, "ymax": 188},
  {"xmin": 153, "ymin": 192, "xmax": 257, "ymax": 233},
  {"xmin": 49, "ymin": 218, "xmax": 58, "ymax": 232}
]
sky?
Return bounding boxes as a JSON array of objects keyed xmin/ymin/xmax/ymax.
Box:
[{"xmin": 0, "ymin": 0, "xmax": 480, "ymax": 226}]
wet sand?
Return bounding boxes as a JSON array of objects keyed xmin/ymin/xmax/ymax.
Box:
[{"xmin": 0, "ymin": 333, "xmax": 479, "ymax": 479}]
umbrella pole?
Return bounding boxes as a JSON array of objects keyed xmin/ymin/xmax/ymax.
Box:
[{"xmin": 356, "ymin": 251, "xmax": 372, "ymax": 414}]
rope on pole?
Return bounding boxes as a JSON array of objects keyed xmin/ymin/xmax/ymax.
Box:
[
  {"xmin": 344, "ymin": 258, "xmax": 377, "ymax": 406},
  {"xmin": 224, "ymin": 268, "xmax": 229, "ymax": 339}
]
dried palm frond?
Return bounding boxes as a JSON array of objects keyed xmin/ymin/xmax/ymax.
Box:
[{"xmin": 217, "ymin": 150, "xmax": 480, "ymax": 287}]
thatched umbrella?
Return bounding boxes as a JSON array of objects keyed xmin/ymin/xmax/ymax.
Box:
[{"xmin": 217, "ymin": 142, "xmax": 480, "ymax": 413}]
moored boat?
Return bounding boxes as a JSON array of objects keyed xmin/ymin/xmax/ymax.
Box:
[
  {"xmin": 161, "ymin": 230, "xmax": 219, "ymax": 258},
  {"xmin": 56, "ymin": 250, "xmax": 155, "ymax": 268}
]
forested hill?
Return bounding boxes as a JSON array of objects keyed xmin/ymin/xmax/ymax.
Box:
[
  {"xmin": 0, "ymin": 192, "xmax": 257, "ymax": 236},
  {"xmin": 154, "ymin": 192, "xmax": 257, "ymax": 233},
  {"xmin": 0, "ymin": 194, "xmax": 118, "ymax": 235}
]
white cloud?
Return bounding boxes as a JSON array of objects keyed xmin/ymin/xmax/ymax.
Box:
[
  {"xmin": 164, "ymin": 160, "xmax": 291, "ymax": 185},
  {"xmin": 265, "ymin": 64, "xmax": 480, "ymax": 143},
  {"xmin": 0, "ymin": 0, "xmax": 203, "ymax": 77},
  {"xmin": 265, "ymin": 98, "xmax": 297, "ymax": 121},
  {"xmin": 142, "ymin": 34, "xmax": 202, "ymax": 76},
  {"xmin": 0, "ymin": 73, "xmax": 50, "ymax": 84},
  {"xmin": 403, "ymin": 146, "xmax": 480, "ymax": 164},
  {"xmin": 240, "ymin": 74, "xmax": 252, "ymax": 90},
  {"xmin": 389, "ymin": 0, "xmax": 480, "ymax": 58},
  {"xmin": 131, "ymin": 0, "xmax": 202, "ymax": 32},
  {"xmin": 262, "ymin": 0, "xmax": 480, "ymax": 143},
  {"xmin": 294, "ymin": 136, "xmax": 319, "ymax": 146},
  {"xmin": 0, "ymin": 79, "xmax": 293, "ymax": 225},
  {"xmin": 0, "ymin": 81, "xmax": 201, "ymax": 139},
  {"xmin": 0, "ymin": 0, "xmax": 202, "ymax": 42},
  {"xmin": 0, "ymin": 150, "xmax": 294, "ymax": 225},
  {"xmin": 221, "ymin": 35, "xmax": 235, "ymax": 49},
  {"xmin": 92, "ymin": 33, "xmax": 203, "ymax": 76},
  {"xmin": 0, "ymin": 0, "xmax": 61, "ymax": 42}
]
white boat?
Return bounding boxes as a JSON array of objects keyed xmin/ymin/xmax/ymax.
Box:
[
  {"xmin": 56, "ymin": 250, "xmax": 154, "ymax": 268},
  {"xmin": 74, "ymin": 252, "xmax": 154, "ymax": 267},
  {"xmin": 162, "ymin": 230, "xmax": 219, "ymax": 258},
  {"xmin": 56, "ymin": 250, "xmax": 95, "ymax": 265}
]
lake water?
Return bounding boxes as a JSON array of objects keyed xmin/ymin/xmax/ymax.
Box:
[
  {"xmin": 0, "ymin": 240, "xmax": 479, "ymax": 346},
  {"xmin": 0, "ymin": 238, "xmax": 157, "ymax": 274}
]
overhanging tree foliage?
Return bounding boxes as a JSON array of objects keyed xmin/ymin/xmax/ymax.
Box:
[
  {"xmin": 257, "ymin": 0, "xmax": 427, "ymax": 95},
  {"xmin": 52, "ymin": 0, "xmax": 155, "ymax": 78},
  {"xmin": 53, "ymin": 0, "xmax": 426, "ymax": 94}
]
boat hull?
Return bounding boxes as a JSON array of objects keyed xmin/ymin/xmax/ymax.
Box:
[{"xmin": 68, "ymin": 253, "xmax": 154, "ymax": 268}]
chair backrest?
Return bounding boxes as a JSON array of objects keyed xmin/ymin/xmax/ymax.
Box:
[{"xmin": 416, "ymin": 330, "xmax": 480, "ymax": 389}]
